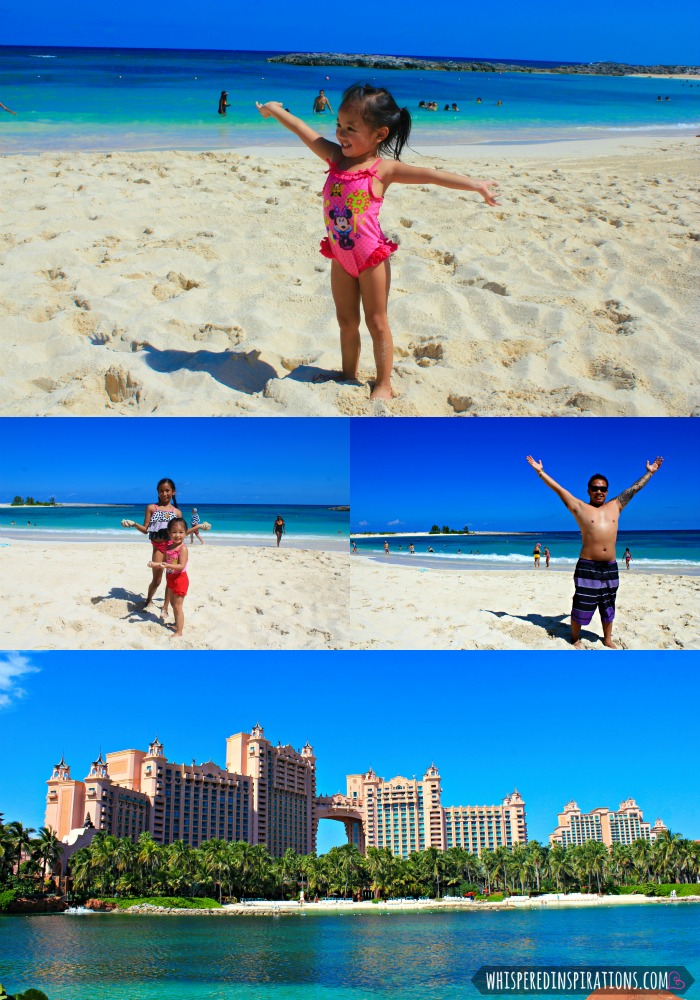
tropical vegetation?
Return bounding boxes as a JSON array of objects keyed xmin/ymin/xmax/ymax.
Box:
[{"xmin": 1, "ymin": 818, "xmax": 698, "ymax": 905}]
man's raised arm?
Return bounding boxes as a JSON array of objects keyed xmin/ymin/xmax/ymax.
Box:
[
  {"xmin": 613, "ymin": 457, "xmax": 664, "ymax": 510},
  {"xmin": 526, "ymin": 456, "xmax": 579, "ymax": 512}
]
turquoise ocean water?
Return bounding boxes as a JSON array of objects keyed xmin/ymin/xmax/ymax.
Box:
[
  {"xmin": 351, "ymin": 530, "xmax": 700, "ymax": 571},
  {"xmin": 1, "ymin": 47, "xmax": 699, "ymax": 152},
  {"xmin": 0, "ymin": 503, "xmax": 348, "ymax": 540},
  {"xmin": 1, "ymin": 907, "xmax": 698, "ymax": 999}
]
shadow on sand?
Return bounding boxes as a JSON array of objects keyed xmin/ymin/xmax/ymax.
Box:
[
  {"xmin": 91, "ymin": 588, "xmax": 164, "ymax": 624},
  {"xmin": 483, "ymin": 610, "xmax": 602, "ymax": 645},
  {"xmin": 141, "ymin": 345, "xmax": 278, "ymax": 394}
]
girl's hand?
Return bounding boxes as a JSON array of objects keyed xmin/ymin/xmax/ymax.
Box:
[
  {"xmin": 199, "ymin": 522, "xmax": 212, "ymax": 530},
  {"xmin": 122, "ymin": 519, "xmax": 136, "ymax": 528},
  {"xmin": 256, "ymin": 101, "xmax": 284, "ymax": 119},
  {"xmin": 475, "ymin": 180, "xmax": 500, "ymax": 206}
]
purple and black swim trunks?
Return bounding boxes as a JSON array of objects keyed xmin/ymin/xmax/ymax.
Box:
[{"xmin": 571, "ymin": 558, "xmax": 619, "ymax": 626}]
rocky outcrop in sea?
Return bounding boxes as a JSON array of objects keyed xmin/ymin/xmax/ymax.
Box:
[{"xmin": 267, "ymin": 53, "xmax": 699, "ymax": 76}]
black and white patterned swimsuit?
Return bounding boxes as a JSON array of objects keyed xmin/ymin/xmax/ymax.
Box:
[{"xmin": 147, "ymin": 508, "xmax": 176, "ymax": 542}]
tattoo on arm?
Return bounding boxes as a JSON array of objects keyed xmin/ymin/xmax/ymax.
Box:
[{"xmin": 615, "ymin": 472, "xmax": 653, "ymax": 509}]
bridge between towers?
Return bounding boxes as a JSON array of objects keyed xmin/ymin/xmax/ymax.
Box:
[{"xmin": 314, "ymin": 794, "xmax": 366, "ymax": 853}]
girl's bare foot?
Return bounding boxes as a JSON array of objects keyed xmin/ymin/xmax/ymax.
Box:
[
  {"xmin": 369, "ymin": 383, "xmax": 396, "ymax": 400},
  {"xmin": 603, "ymin": 639, "xmax": 618, "ymax": 649}
]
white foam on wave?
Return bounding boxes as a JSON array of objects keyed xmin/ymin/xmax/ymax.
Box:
[
  {"xmin": 578, "ymin": 122, "xmax": 700, "ymax": 132},
  {"xmin": 30, "ymin": 54, "xmax": 57, "ymax": 58},
  {"xmin": 362, "ymin": 550, "xmax": 700, "ymax": 568},
  {"xmin": 64, "ymin": 906, "xmax": 96, "ymax": 915}
]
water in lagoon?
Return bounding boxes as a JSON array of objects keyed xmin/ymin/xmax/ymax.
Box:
[
  {"xmin": 351, "ymin": 529, "xmax": 700, "ymax": 571},
  {"xmin": 1, "ymin": 46, "xmax": 699, "ymax": 152},
  {"xmin": 0, "ymin": 503, "xmax": 348, "ymax": 540},
  {"xmin": 1, "ymin": 907, "xmax": 698, "ymax": 999}
]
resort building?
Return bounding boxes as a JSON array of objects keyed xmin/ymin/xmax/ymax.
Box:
[
  {"xmin": 316, "ymin": 767, "xmax": 527, "ymax": 858},
  {"xmin": 46, "ymin": 725, "xmax": 317, "ymax": 862},
  {"xmin": 45, "ymin": 727, "xmax": 526, "ymax": 864},
  {"xmin": 549, "ymin": 798, "xmax": 668, "ymax": 847}
]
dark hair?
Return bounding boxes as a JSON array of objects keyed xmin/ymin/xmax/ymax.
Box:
[
  {"xmin": 340, "ymin": 83, "xmax": 412, "ymax": 160},
  {"xmin": 587, "ymin": 474, "xmax": 609, "ymax": 490},
  {"xmin": 157, "ymin": 478, "xmax": 177, "ymax": 506},
  {"xmin": 168, "ymin": 517, "xmax": 187, "ymax": 533}
]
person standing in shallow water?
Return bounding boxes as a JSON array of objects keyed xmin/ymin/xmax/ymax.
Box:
[
  {"xmin": 218, "ymin": 91, "xmax": 230, "ymax": 116},
  {"xmin": 273, "ymin": 514, "xmax": 286, "ymax": 546},
  {"xmin": 526, "ymin": 456, "xmax": 664, "ymax": 649}
]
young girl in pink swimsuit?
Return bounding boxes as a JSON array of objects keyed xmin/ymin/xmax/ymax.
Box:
[{"xmin": 256, "ymin": 83, "xmax": 499, "ymax": 400}]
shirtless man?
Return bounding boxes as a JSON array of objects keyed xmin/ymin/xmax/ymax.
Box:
[
  {"xmin": 526, "ymin": 455, "xmax": 664, "ymax": 648},
  {"xmin": 312, "ymin": 89, "xmax": 333, "ymax": 114}
]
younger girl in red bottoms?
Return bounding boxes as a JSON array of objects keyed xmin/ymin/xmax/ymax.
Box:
[{"xmin": 151, "ymin": 517, "xmax": 189, "ymax": 637}]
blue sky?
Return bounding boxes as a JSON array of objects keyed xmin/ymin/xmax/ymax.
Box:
[
  {"xmin": 2, "ymin": 651, "xmax": 698, "ymax": 852},
  {"xmin": 351, "ymin": 418, "xmax": 698, "ymax": 533},
  {"xmin": 2, "ymin": 0, "xmax": 698, "ymax": 64},
  {"xmin": 0, "ymin": 418, "xmax": 349, "ymax": 505}
]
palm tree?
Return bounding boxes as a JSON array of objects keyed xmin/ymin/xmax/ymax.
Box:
[
  {"xmin": 136, "ymin": 832, "xmax": 161, "ymax": 895},
  {"xmin": 5, "ymin": 821, "xmax": 36, "ymax": 877},
  {"xmin": 34, "ymin": 827, "xmax": 63, "ymax": 890},
  {"xmin": 365, "ymin": 847, "xmax": 395, "ymax": 900}
]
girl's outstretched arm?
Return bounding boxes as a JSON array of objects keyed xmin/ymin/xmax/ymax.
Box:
[
  {"xmin": 122, "ymin": 518, "xmax": 149, "ymax": 534},
  {"xmin": 256, "ymin": 102, "xmax": 340, "ymax": 162},
  {"xmin": 381, "ymin": 161, "xmax": 500, "ymax": 205},
  {"xmin": 185, "ymin": 522, "xmax": 211, "ymax": 537}
]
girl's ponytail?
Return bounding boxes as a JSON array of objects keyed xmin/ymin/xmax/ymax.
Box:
[{"xmin": 391, "ymin": 106, "xmax": 412, "ymax": 161}]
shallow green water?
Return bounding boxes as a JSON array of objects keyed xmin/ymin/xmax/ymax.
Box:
[{"xmin": 1, "ymin": 907, "xmax": 698, "ymax": 999}]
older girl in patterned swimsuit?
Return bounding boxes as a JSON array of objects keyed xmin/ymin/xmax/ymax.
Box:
[
  {"xmin": 121, "ymin": 477, "xmax": 209, "ymax": 610},
  {"xmin": 256, "ymin": 83, "xmax": 499, "ymax": 400}
]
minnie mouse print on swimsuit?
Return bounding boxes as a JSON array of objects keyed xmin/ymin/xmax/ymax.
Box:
[{"xmin": 257, "ymin": 83, "xmax": 499, "ymax": 401}]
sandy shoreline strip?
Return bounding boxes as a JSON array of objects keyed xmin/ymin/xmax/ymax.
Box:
[
  {"xmin": 71, "ymin": 893, "xmax": 700, "ymax": 916},
  {"xmin": 0, "ymin": 530, "xmax": 347, "ymax": 551},
  {"xmin": 350, "ymin": 560, "xmax": 700, "ymax": 649},
  {"xmin": 1, "ymin": 136, "xmax": 697, "ymax": 417},
  {"xmin": 0, "ymin": 541, "xmax": 349, "ymax": 650},
  {"xmin": 359, "ymin": 553, "xmax": 700, "ymax": 576}
]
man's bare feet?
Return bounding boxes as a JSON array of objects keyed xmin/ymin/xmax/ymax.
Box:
[
  {"xmin": 572, "ymin": 640, "xmax": 583, "ymax": 649},
  {"xmin": 138, "ymin": 599, "xmax": 152, "ymax": 611},
  {"xmin": 369, "ymin": 383, "xmax": 396, "ymax": 400},
  {"xmin": 603, "ymin": 639, "xmax": 618, "ymax": 649}
]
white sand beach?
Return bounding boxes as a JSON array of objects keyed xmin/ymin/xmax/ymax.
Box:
[
  {"xmin": 0, "ymin": 539, "xmax": 349, "ymax": 649},
  {"xmin": 350, "ymin": 559, "xmax": 700, "ymax": 649},
  {"xmin": 1, "ymin": 136, "xmax": 698, "ymax": 417}
]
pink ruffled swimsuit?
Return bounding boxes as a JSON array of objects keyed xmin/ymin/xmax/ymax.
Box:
[{"xmin": 320, "ymin": 159, "xmax": 398, "ymax": 278}]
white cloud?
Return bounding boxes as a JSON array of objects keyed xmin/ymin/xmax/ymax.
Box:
[
  {"xmin": 0, "ymin": 653, "xmax": 39, "ymax": 710},
  {"xmin": 387, "ymin": 519, "xmax": 403, "ymax": 526},
  {"xmin": 358, "ymin": 520, "xmax": 368, "ymax": 526}
]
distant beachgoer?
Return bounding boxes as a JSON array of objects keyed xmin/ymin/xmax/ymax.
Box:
[
  {"xmin": 451, "ymin": 103, "xmax": 460, "ymax": 111},
  {"xmin": 255, "ymin": 84, "xmax": 499, "ymax": 401},
  {"xmin": 409, "ymin": 543, "xmax": 415, "ymax": 554},
  {"xmin": 121, "ymin": 478, "xmax": 210, "ymax": 608},
  {"xmin": 351, "ymin": 541, "xmax": 358, "ymax": 553},
  {"xmin": 218, "ymin": 91, "xmax": 230, "ymax": 116},
  {"xmin": 544, "ymin": 547, "xmax": 551, "ymax": 568},
  {"xmin": 273, "ymin": 514, "xmax": 286, "ymax": 547},
  {"xmin": 384, "ymin": 541, "xmax": 390, "ymax": 555},
  {"xmin": 475, "ymin": 549, "xmax": 479, "ymax": 555},
  {"xmin": 624, "ymin": 547, "xmax": 632, "ymax": 570},
  {"xmin": 428, "ymin": 546, "xmax": 434, "ymax": 552},
  {"xmin": 418, "ymin": 101, "xmax": 426, "ymax": 108},
  {"xmin": 476, "ymin": 97, "xmax": 482, "ymax": 103},
  {"xmin": 152, "ymin": 517, "xmax": 189, "ymax": 637},
  {"xmin": 495, "ymin": 100, "xmax": 503, "ymax": 106},
  {"xmin": 526, "ymin": 455, "xmax": 664, "ymax": 648},
  {"xmin": 533, "ymin": 542, "xmax": 542, "ymax": 568},
  {"xmin": 0, "ymin": 101, "xmax": 17, "ymax": 116},
  {"xmin": 444, "ymin": 104, "xmax": 450, "ymax": 111},
  {"xmin": 313, "ymin": 89, "xmax": 333, "ymax": 114},
  {"xmin": 190, "ymin": 507, "xmax": 204, "ymax": 544}
]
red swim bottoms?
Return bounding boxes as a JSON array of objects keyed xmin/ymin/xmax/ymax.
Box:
[
  {"xmin": 167, "ymin": 571, "xmax": 189, "ymax": 597},
  {"xmin": 152, "ymin": 540, "xmax": 169, "ymax": 554}
]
